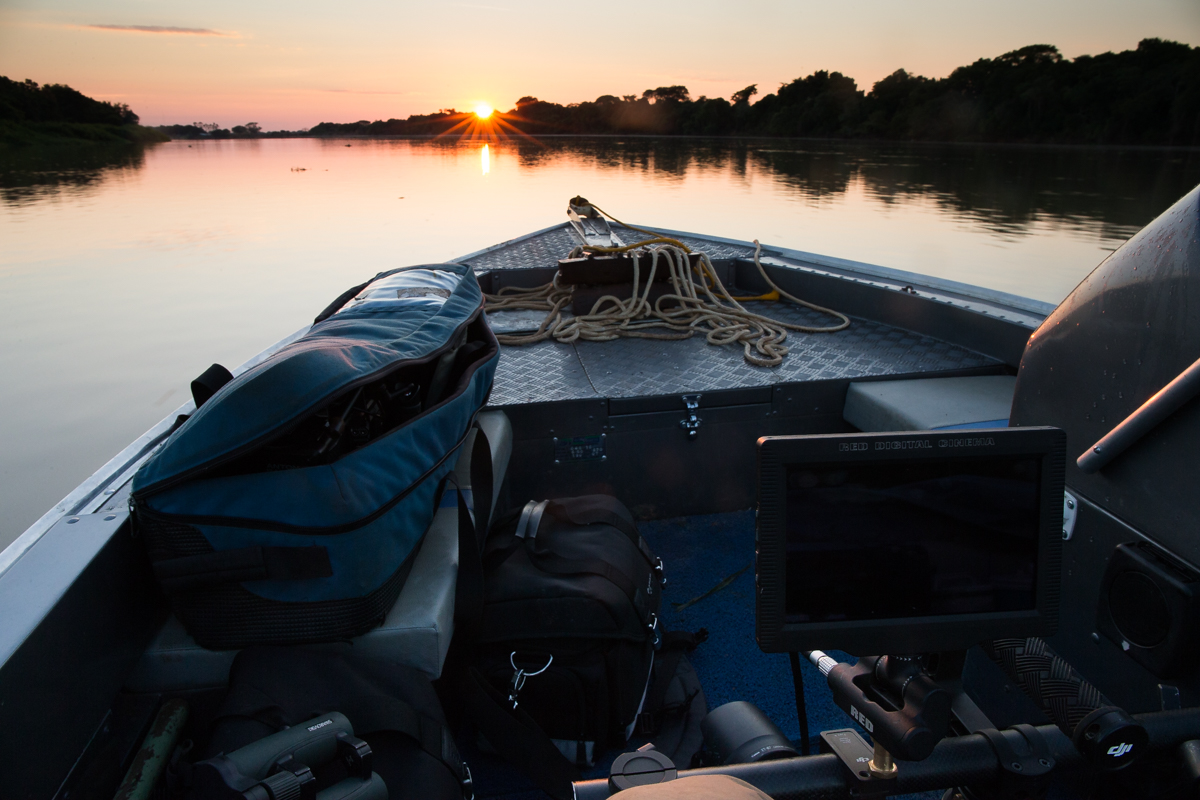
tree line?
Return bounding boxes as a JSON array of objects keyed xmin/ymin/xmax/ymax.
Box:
[
  {"xmin": 0, "ymin": 76, "xmax": 169, "ymax": 146},
  {"xmin": 158, "ymin": 121, "xmax": 310, "ymax": 139},
  {"xmin": 311, "ymin": 39, "xmax": 1200, "ymax": 146},
  {"xmin": 0, "ymin": 76, "xmax": 139, "ymax": 126}
]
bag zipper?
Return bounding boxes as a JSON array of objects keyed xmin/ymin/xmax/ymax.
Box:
[
  {"xmin": 134, "ymin": 414, "xmax": 478, "ymax": 536},
  {"xmin": 133, "ymin": 306, "xmax": 486, "ymax": 500}
]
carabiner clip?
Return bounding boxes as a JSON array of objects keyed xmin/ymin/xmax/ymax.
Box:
[
  {"xmin": 647, "ymin": 613, "xmax": 663, "ymax": 650},
  {"xmin": 507, "ymin": 651, "xmax": 553, "ymax": 709}
]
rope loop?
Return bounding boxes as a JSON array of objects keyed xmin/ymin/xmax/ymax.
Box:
[{"xmin": 484, "ymin": 210, "xmax": 850, "ymax": 367}]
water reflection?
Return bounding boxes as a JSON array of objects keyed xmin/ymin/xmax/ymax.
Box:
[
  {"xmin": 494, "ymin": 138, "xmax": 1200, "ymax": 242},
  {"xmin": 1, "ymin": 136, "xmax": 1197, "ymax": 552},
  {"xmin": 0, "ymin": 143, "xmax": 148, "ymax": 206},
  {"xmin": 2, "ymin": 139, "xmax": 1196, "ymax": 244}
]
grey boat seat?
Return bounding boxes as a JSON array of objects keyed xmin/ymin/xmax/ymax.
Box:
[
  {"xmin": 843, "ymin": 375, "xmax": 1016, "ymax": 432},
  {"xmin": 124, "ymin": 410, "xmax": 512, "ymax": 693}
]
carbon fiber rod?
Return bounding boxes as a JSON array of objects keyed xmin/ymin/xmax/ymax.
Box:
[
  {"xmin": 572, "ymin": 725, "xmax": 1081, "ymax": 800},
  {"xmin": 573, "ymin": 708, "xmax": 1200, "ymax": 800}
]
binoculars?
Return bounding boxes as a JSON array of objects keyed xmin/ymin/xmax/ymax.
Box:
[{"xmin": 193, "ymin": 712, "xmax": 387, "ymax": 800}]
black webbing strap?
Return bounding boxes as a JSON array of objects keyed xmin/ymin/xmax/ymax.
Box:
[
  {"xmin": 458, "ymin": 667, "xmax": 579, "ymax": 800},
  {"xmin": 636, "ymin": 629, "xmax": 707, "ymax": 736},
  {"xmin": 313, "ymin": 279, "xmax": 372, "ymax": 324},
  {"xmin": 342, "ymin": 694, "xmax": 471, "ymax": 789},
  {"xmin": 449, "ymin": 426, "xmax": 579, "ymax": 800},
  {"xmin": 451, "ymin": 422, "xmax": 492, "ymax": 646},
  {"xmin": 153, "ymin": 545, "xmax": 332, "ymax": 593},
  {"xmin": 190, "ymin": 363, "xmax": 234, "ymax": 408},
  {"xmin": 468, "ymin": 424, "xmax": 493, "ymax": 553}
]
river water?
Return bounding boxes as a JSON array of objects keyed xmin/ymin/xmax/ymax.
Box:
[{"xmin": 1, "ymin": 136, "xmax": 1198, "ymax": 550}]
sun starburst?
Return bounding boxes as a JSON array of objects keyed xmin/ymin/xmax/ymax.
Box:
[{"xmin": 432, "ymin": 102, "xmax": 541, "ymax": 147}]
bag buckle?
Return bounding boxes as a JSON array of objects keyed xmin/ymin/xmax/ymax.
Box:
[
  {"xmin": 634, "ymin": 710, "xmax": 659, "ymax": 737},
  {"xmin": 507, "ymin": 651, "xmax": 553, "ymax": 710},
  {"xmin": 515, "ymin": 500, "xmax": 550, "ymax": 540},
  {"xmin": 460, "ymin": 761, "xmax": 474, "ymax": 800},
  {"xmin": 654, "ymin": 557, "xmax": 667, "ymax": 589},
  {"xmin": 647, "ymin": 613, "xmax": 663, "ymax": 650}
]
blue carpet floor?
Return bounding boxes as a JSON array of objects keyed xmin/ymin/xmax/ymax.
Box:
[
  {"xmin": 465, "ymin": 508, "xmax": 940, "ymax": 799},
  {"xmin": 642, "ymin": 510, "xmax": 845, "ymax": 745}
]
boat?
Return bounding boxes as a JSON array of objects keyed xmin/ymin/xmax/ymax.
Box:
[{"xmin": 2, "ymin": 188, "xmax": 1198, "ymax": 800}]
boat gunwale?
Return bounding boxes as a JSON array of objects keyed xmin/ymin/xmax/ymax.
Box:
[
  {"xmin": 0, "ymin": 223, "xmax": 1053, "ymax": 577},
  {"xmin": 0, "ymin": 324, "xmax": 313, "ymax": 581}
]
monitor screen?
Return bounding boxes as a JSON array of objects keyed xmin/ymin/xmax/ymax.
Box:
[{"xmin": 757, "ymin": 428, "xmax": 1064, "ymax": 655}]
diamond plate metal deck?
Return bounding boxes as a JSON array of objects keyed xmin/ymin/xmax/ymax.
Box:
[
  {"xmin": 471, "ymin": 225, "xmax": 1000, "ymax": 408},
  {"xmin": 485, "ymin": 309, "xmax": 997, "ymax": 407},
  {"xmin": 464, "ymin": 226, "xmax": 579, "ymax": 271},
  {"xmin": 572, "ymin": 313, "xmax": 995, "ymax": 399},
  {"xmin": 463, "ymin": 223, "xmax": 757, "ymax": 273},
  {"xmin": 610, "ymin": 225, "xmax": 757, "ymax": 260},
  {"xmin": 488, "ymin": 340, "xmax": 598, "ymax": 407}
]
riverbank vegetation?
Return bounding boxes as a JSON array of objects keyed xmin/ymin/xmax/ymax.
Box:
[
  {"xmin": 157, "ymin": 122, "xmax": 309, "ymax": 140},
  {"xmin": 312, "ymin": 39, "xmax": 1200, "ymax": 146},
  {"xmin": 0, "ymin": 77, "xmax": 168, "ymax": 147},
  {"xmin": 8, "ymin": 38, "xmax": 1196, "ymax": 148}
]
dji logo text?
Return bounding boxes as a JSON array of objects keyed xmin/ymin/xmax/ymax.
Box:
[{"xmin": 1107, "ymin": 743, "xmax": 1134, "ymax": 758}]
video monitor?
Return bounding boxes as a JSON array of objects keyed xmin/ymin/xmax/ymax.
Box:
[{"xmin": 756, "ymin": 427, "xmax": 1064, "ymax": 655}]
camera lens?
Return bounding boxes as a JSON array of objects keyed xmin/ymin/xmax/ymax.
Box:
[{"xmin": 701, "ymin": 701, "xmax": 799, "ymax": 765}]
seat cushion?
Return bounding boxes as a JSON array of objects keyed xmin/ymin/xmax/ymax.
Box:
[
  {"xmin": 843, "ymin": 375, "xmax": 1016, "ymax": 432},
  {"xmin": 125, "ymin": 410, "xmax": 512, "ymax": 691}
]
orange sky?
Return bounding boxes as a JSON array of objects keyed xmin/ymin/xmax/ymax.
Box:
[{"xmin": 2, "ymin": 0, "xmax": 1198, "ymax": 130}]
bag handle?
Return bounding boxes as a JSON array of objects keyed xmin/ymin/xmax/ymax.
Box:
[
  {"xmin": 481, "ymin": 498, "xmax": 643, "ymax": 604},
  {"xmin": 190, "ymin": 363, "xmax": 234, "ymax": 408}
]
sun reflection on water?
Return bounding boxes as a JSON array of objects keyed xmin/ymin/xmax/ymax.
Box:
[{"xmin": 481, "ymin": 143, "xmax": 490, "ymax": 175}]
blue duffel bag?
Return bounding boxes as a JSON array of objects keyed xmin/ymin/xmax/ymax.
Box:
[{"xmin": 131, "ymin": 263, "xmax": 499, "ymax": 649}]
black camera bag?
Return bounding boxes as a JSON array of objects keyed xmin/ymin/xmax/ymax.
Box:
[
  {"xmin": 480, "ymin": 496, "xmax": 665, "ymax": 747},
  {"xmin": 451, "ymin": 494, "xmax": 706, "ymax": 798}
]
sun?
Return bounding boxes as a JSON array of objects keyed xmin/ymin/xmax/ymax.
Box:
[{"xmin": 474, "ymin": 103, "xmax": 494, "ymax": 120}]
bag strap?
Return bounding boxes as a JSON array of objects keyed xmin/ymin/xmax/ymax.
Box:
[
  {"xmin": 449, "ymin": 426, "xmax": 580, "ymax": 800},
  {"xmin": 636, "ymin": 629, "xmax": 708, "ymax": 736},
  {"xmin": 341, "ymin": 694, "xmax": 473, "ymax": 794},
  {"xmin": 451, "ymin": 421, "xmax": 492, "ymax": 646},
  {"xmin": 458, "ymin": 667, "xmax": 579, "ymax": 800},
  {"xmin": 152, "ymin": 545, "xmax": 332, "ymax": 593},
  {"xmin": 313, "ymin": 279, "xmax": 371, "ymax": 324},
  {"xmin": 190, "ymin": 363, "xmax": 234, "ymax": 408}
]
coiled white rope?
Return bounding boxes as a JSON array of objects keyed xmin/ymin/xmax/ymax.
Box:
[{"xmin": 484, "ymin": 240, "xmax": 850, "ymax": 368}]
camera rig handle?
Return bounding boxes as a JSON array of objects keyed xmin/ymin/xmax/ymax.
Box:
[
  {"xmin": 982, "ymin": 637, "xmax": 1148, "ymax": 771},
  {"xmin": 823, "ymin": 654, "xmax": 952, "ymax": 763}
]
